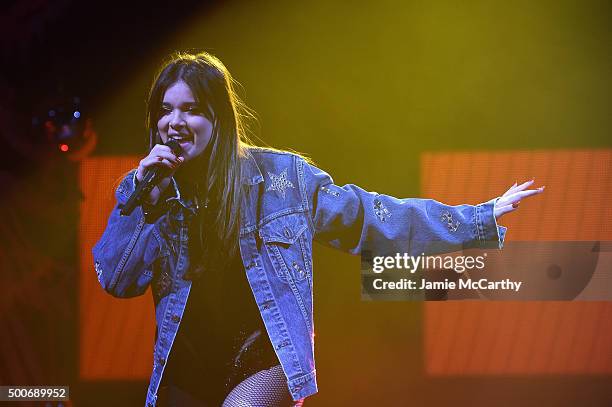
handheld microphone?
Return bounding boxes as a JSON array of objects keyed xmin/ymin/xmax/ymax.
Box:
[{"xmin": 120, "ymin": 139, "xmax": 183, "ymax": 216}]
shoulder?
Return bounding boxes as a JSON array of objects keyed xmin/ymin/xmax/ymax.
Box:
[
  {"xmin": 246, "ymin": 146, "xmax": 306, "ymax": 162},
  {"xmin": 244, "ymin": 145, "xmax": 310, "ymax": 176}
]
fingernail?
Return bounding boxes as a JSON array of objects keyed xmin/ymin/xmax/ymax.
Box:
[
  {"xmin": 539, "ymin": 186, "xmax": 546, "ymax": 190},
  {"xmin": 178, "ymin": 156, "xmax": 185, "ymax": 162}
]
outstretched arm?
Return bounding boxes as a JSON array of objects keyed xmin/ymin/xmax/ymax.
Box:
[{"xmin": 300, "ymin": 159, "xmax": 528, "ymax": 257}]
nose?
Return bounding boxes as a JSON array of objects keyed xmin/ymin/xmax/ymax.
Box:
[{"xmin": 169, "ymin": 110, "xmax": 186, "ymax": 130}]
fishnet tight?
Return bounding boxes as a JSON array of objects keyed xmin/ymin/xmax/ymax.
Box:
[
  {"xmin": 222, "ymin": 365, "xmax": 304, "ymax": 407},
  {"xmin": 159, "ymin": 365, "xmax": 304, "ymax": 407}
]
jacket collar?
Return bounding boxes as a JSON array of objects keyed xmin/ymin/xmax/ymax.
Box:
[
  {"xmin": 164, "ymin": 149, "xmax": 263, "ymax": 210},
  {"xmin": 241, "ymin": 150, "xmax": 264, "ymax": 186}
]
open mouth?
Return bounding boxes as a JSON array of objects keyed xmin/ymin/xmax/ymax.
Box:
[{"xmin": 169, "ymin": 135, "xmax": 194, "ymax": 146}]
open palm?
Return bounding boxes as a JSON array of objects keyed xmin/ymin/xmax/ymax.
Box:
[{"xmin": 494, "ymin": 179, "xmax": 545, "ymax": 220}]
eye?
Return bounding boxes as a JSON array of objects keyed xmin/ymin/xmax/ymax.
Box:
[
  {"xmin": 160, "ymin": 106, "xmax": 172, "ymax": 116},
  {"xmin": 187, "ymin": 106, "xmax": 202, "ymax": 114}
]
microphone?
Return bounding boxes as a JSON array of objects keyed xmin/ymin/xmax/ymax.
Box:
[{"xmin": 120, "ymin": 139, "xmax": 183, "ymax": 216}]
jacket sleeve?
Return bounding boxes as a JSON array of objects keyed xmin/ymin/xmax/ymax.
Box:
[
  {"xmin": 92, "ymin": 171, "xmax": 164, "ymax": 298},
  {"xmin": 300, "ymin": 159, "xmax": 507, "ymax": 257}
]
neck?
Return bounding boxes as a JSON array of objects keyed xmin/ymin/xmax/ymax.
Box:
[{"xmin": 174, "ymin": 156, "xmax": 209, "ymax": 198}]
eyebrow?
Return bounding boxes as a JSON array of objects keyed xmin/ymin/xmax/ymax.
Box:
[{"xmin": 163, "ymin": 99, "xmax": 201, "ymax": 106}]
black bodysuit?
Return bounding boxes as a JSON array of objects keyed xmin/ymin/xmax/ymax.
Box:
[
  {"xmin": 158, "ymin": 173, "xmax": 284, "ymax": 406},
  {"xmin": 159, "ymin": 254, "xmax": 280, "ymax": 405}
]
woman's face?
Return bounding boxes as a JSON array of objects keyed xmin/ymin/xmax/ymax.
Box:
[{"xmin": 157, "ymin": 80, "xmax": 214, "ymax": 162}]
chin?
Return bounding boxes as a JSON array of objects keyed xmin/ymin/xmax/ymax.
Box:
[{"xmin": 182, "ymin": 152, "xmax": 195, "ymax": 162}]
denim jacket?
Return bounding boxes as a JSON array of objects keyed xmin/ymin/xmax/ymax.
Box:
[{"xmin": 92, "ymin": 148, "xmax": 506, "ymax": 406}]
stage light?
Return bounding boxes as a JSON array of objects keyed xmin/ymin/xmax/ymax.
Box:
[{"xmin": 31, "ymin": 96, "xmax": 97, "ymax": 160}]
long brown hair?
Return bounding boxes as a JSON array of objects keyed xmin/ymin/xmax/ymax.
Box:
[{"xmin": 146, "ymin": 51, "xmax": 255, "ymax": 278}]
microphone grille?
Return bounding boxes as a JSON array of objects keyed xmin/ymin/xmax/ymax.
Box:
[{"xmin": 165, "ymin": 139, "xmax": 183, "ymax": 155}]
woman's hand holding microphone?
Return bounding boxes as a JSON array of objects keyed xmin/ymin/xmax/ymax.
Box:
[{"xmin": 136, "ymin": 144, "xmax": 184, "ymax": 206}]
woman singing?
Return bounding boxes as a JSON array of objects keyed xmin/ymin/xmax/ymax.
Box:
[{"xmin": 92, "ymin": 51, "xmax": 543, "ymax": 407}]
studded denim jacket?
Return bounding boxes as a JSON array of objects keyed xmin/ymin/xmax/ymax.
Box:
[{"xmin": 92, "ymin": 148, "xmax": 506, "ymax": 406}]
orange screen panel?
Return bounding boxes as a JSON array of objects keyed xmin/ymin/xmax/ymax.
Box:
[
  {"xmin": 423, "ymin": 149, "xmax": 612, "ymax": 375},
  {"xmin": 79, "ymin": 157, "xmax": 155, "ymax": 380}
]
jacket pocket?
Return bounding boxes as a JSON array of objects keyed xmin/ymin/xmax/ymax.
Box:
[{"xmin": 258, "ymin": 213, "xmax": 311, "ymax": 284}]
